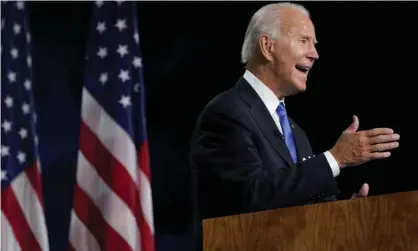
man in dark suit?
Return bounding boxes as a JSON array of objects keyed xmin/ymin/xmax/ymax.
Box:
[{"xmin": 189, "ymin": 2, "xmax": 400, "ymax": 220}]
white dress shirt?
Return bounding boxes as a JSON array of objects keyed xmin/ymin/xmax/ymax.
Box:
[{"xmin": 243, "ymin": 70, "xmax": 340, "ymax": 177}]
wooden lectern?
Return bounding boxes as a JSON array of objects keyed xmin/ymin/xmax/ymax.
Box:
[{"xmin": 203, "ymin": 190, "xmax": 418, "ymax": 251}]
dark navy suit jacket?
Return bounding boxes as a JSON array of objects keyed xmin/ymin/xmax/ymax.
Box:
[{"xmin": 189, "ymin": 77, "xmax": 339, "ymax": 221}]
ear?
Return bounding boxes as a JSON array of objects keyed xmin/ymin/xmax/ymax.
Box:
[{"xmin": 258, "ymin": 35, "xmax": 274, "ymax": 62}]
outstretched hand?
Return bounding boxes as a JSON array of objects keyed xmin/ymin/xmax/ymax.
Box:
[
  {"xmin": 330, "ymin": 115, "xmax": 400, "ymax": 169},
  {"xmin": 351, "ymin": 183, "xmax": 369, "ymax": 199}
]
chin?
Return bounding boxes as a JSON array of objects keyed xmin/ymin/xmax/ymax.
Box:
[{"xmin": 290, "ymin": 80, "xmax": 307, "ymax": 94}]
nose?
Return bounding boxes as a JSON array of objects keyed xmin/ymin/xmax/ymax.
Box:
[{"xmin": 307, "ymin": 44, "xmax": 319, "ymax": 61}]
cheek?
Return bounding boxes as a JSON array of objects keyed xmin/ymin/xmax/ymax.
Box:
[
  {"xmin": 289, "ymin": 43, "xmax": 306, "ymax": 61},
  {"xmin": 274, "ymin": 51, "xmax": 293, "ymax": 71},
  {"xmin": 273, "ymin": 43, "xmax": 303, "ymax": 77},
  {"xmin": 278, "ymin": 46, "xmax": 303, "ymax": 68},
  {"xmin": 278, "ymin": 52, "xmax": 297, "ymax": 78},
  {"xmin": 274, "ymin": 54, "xmax": 291, "ymax": 77}
]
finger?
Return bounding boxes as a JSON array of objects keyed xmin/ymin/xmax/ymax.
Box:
[
  {"xmin": 368, "ymin": 151, "xmax": 391, "ymax": 159},
  {"xmin": 358, "ymin": 183, "xmax": 369, "ymax": 197},
  {"xmin": 370, "ymin": 142, "xmax": 399, "ymax": 152},
  {"xmin": 369, "ymin": 134, "xmax": 400, "ymax": 144},
  {"xmin": 351, "ymin": 183, "xmax": 369, "ymax": 199},
  {"xmin": 345, "ymin": 115, "xmax": 359, "ymax": 133},
  {"xmin": 366, "ymin": 128, "xmax": 394, "ymax": 137}
]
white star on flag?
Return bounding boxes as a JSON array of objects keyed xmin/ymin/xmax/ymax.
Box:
[
  {"xmin": 16, "ymin": 1, "xmax": 24, "ymax": 10},
  {"xmin": 24, "ymin": 79, "xmax": 31, "ymax": 90},
  {"xmin": 4, "ymin": 96, "xmax": 13, "ymax": 108},
  {"xmin": 13, "ymin": 23, "xmax": 21, "ymax": 34},
  {"xmin": 99, "ymin": 73, "xmax": 108, "ymax": 84},
  {"xmin": 117, "ymin": 44, "xmax": 129, "ymax": 57},
  {"xmin": 134, "ymin": 33, "xmax": 139, "ymax": 44},
  {"xmin": 115, "ymin": 19, "xmax": 127, "ymax": 31},
  {"xmin": 133, "ymin": 57, "xmax": 142, "ymax": 68},
  {"xmin": 1, "ymin": 170, "xmax": 7, "ymax": 181},
  {"xmin": 118, "ymin": 69, "xmax": 130, "ymax": 83},
  {"xmin": 95, "ymin": 0, "xmax": 104, "ymax": 7},
  {"xmin": 1, "ymin": 145, "xmax": 10, "ymax": 157},
  {"xmin": 97, "ymin": 47, "xmax": 107, "ymax": 59},
  {"xmin": 2, "ymin": 120, "xmax": 12, "ymax": 133},
  {"xmin": 119, "ymin": 95, "xmax": 131, "ymax": 108},
  {"xmin": 19, "ymin": 128, "xmax": 28, "ymax": 139},
  {"xmin": 21, "ymin": 103, "xmax": 30, "ymax": 114},
  {"xmin": 17, "ymin": 151, "xmax": 26, "ymax": 164},
  {"xmin": 8, "ymin": 71, "xmax": 17, "ymax": 83},
  {"xmin": 97, "ymin": 22, "xmax": 106, "ymax": 33},
  {"xmin": 10, "ymin": 48, "xmax": 19, "ymax": 59}
]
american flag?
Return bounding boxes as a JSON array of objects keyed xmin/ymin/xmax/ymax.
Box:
[
  {"xmin": 1, "ymin": 1, "xmax": 50, "ymax": 251},
  {"xmin": 68, "ymin": 1, "xmax": 155, "ymax": 251}
]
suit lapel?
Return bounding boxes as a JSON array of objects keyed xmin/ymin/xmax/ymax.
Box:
[
  {"xmin": 288, "ymin": 119, "xmax": 305, "ymax": 162},
  {"xmin": 236, "ymin": 78, "xmax": 294, "ymax": 167}
]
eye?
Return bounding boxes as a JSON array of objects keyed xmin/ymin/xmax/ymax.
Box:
[{"xmin": 299, "ymin": 38, "xmax": 308, "ymax": 44}]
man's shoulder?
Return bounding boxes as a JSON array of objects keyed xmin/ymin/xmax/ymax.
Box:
[{"xmin": 201, "ymin": 85, "xmax": 244, "ymax": 116}]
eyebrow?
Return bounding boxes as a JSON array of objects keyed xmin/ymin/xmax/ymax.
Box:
[{"xmin": 301, "ymin": 34, "xmax": 318, "ymax": 44}]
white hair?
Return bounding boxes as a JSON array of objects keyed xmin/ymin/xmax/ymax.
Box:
[{"xmin": 240, "ymin": 2, "xmax": 310, "ymax": 64}]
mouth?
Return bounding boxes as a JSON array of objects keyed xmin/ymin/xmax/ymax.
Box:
[{"xmin": 295, "ymin": 65, "xmax": 310, "ymax": 75}]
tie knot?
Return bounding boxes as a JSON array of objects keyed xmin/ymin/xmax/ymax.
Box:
[{"xmin": 276, "ymin": 102, "xmax": 287, "ymax": 116}]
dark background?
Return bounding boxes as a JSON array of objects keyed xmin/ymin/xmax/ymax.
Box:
[{"xmin": 24, "ymin": 1, "xmax": 417, "ymax": 251}]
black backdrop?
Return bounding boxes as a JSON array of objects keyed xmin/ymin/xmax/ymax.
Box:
[{"xmin": 26, "ymin": 2, "xmax": 417, "ymax": 251}]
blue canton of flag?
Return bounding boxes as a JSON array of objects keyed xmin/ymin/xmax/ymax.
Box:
[
  {"xmin": 1, "ymin": 0, "xmax": 38, "ymax": 188},
  {"xmin": 85, "ymin": 0, "xmax": 146, "ymax": 143},
  {"xmin": 1, "ymin": 1, "xmax": 49, "ymax": 251}
]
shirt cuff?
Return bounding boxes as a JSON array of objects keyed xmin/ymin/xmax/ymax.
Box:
[{"xmin": 323, "ymin": 151, "xmax": 340, "ymax": 177}]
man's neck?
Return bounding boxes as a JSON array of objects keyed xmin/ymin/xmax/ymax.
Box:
[{"xmin": 246, "ymin": 63, "xmax": 285, "ymax": 100}]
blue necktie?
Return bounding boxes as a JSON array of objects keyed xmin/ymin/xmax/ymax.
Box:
[{"xmin": 276, "ymin": 102, "xmax": 297, "ymax": 163}]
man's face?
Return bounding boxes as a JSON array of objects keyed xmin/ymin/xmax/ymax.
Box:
[{"xmin": 270, "ymin": 10, "xmax": 319, "ymax": 95}]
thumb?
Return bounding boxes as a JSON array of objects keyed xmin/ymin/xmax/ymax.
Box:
[
  {"xmin": 358, "ymin": 183, "xmax": 369, "ymax": 197},
  {"xmin": 344, "ymin": 115, "xmax": 359, "ymax": 133},
  {"xmin": 351, "ymin": 183, "xmax": 369, "ymax": 199}
]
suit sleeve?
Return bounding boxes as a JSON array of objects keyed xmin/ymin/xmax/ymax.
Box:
[{"xmin": 191, "ymin": 109, "xmax": 339, "ymax": 211}]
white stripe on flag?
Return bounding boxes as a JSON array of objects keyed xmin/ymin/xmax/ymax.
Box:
[
  {"xmin": 76, "ymin": 152, "xmax": 141, "ymax": 251},
  {"xmin": 69, "ymin": 211, "xmax": 101, "ymax": 251},
  {"xmin": 11, "ymin": 172, "xmax": 49, "ymax": 251},
  {"xmin": 139, "ymin": 169, "xmax": 154, "ymax": 233},
  {"xmin": 1, "ymin": 211, "xmax": 22, "ymax": 251},
  {"xmin": 81, "ymin": 88, "xmax": 140, "ymax": 187}
]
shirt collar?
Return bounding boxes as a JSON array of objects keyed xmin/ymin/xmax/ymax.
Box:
[{"xmin": 243, "ymin": 70, "xmax": 285, "ymax": 115}]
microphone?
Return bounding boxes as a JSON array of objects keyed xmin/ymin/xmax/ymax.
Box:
[{"xmin": 274, "ymin": 129, "xmax": 284, "ymax": 139}]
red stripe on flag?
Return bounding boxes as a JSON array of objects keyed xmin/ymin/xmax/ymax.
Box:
[
  {"xmin": 137, "ymin": 142, "xmax": 154, "ymax": 251},
  {"xmin": 138, "ymin": 140, "xmax": 151, "ymax": 179},
  {"xmin": 24, "ymin": 162, "xmax": 44, "ymax": 210},
  {"xmin": 67, "ymin": 244, "xmax": 76, "ymax": 251},
  {"xmin": 139, "ymin": 207, "xmax": 154, "ymax": 251},
  {"xmin": 1, "ymin": 185, "xmax": 42, "ymax": 251},
  {"xmin": 79, "ymin": 121, "xmax": 142, "ymax": 223},
  {"xmin": 73, "ymin": 184, "xmax": 133, "ymax": 251}
]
